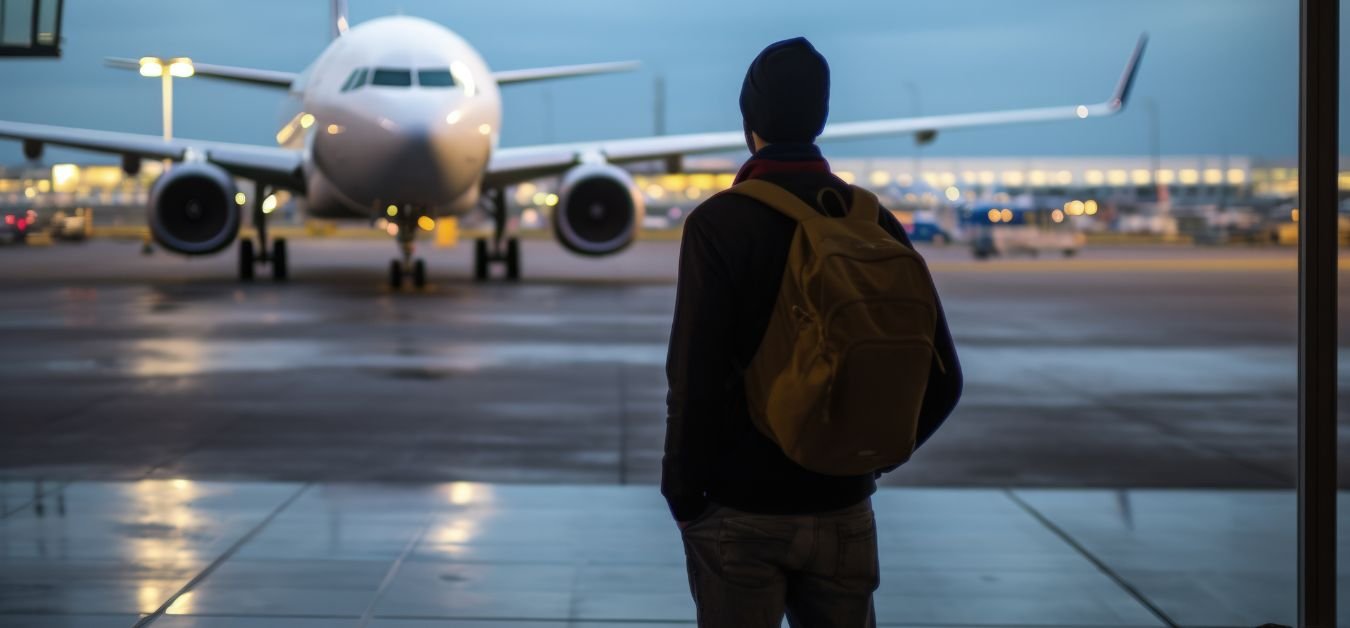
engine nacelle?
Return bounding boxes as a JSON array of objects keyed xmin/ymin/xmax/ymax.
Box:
[
  {"xmin": 553, "ymin": 163, "xmax": 642, "ymax": 256},
  {"xmin": 148, "ymin": 162, "xmax": 241, "ymax": 256}
]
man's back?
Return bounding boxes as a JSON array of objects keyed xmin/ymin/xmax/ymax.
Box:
[
  {"xmin": 663, "ymin": 148, "xmax": 962, "ymax": 523},
  {"xmin": 663, "ymin": 37, "xmax": 962, "ymax": 628}
]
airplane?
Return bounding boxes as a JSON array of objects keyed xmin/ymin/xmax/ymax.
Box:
[{"xmin": 0, "ymin": 1, "xmax": 1146, "ymax": 288}]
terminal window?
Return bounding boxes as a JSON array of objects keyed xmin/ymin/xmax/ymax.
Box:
[{"xmin": 0, "ymin": 0, "xmax": 61, "ymax": 57}]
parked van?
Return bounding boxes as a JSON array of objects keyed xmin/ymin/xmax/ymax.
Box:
[{"xmin": 962, "ymin": 203, "xmax": 1085, "ymax": 259}]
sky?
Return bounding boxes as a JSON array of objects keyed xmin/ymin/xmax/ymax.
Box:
[{"xmin": 0, "ymin": 0, "xmax": 1345, "ymax": 164}]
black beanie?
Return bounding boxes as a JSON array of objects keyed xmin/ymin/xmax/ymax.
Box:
[{"xmin": 739, "ymin": 37, "xmax": 830, "ymax": 146}]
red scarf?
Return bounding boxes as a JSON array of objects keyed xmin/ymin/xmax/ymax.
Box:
[{"xmin": 733, "ymin": 154, "xmax": 831, "ymax": 184}]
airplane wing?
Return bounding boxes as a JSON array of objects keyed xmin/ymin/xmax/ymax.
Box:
[
  {"xmin": 493, "ymin": 61, "xmax": 640, "ymax": 86},
  {"xmin": 0, "ymin": 120, "xmax": 305, "ymax": 189},
  {"xmin": 486, "ymin": 35, "xmax": 1146, "ymax": 188},
  {"xmin": 105, "ymin": 57, "xmax": 297, "ymax": 89}
]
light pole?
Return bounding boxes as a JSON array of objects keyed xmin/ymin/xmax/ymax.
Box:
[
  {"xmin": 902, "ymin": 80, "xmax": 922, "ymax": 181},
  {"xmin": 1144, "ymin": 98, "xmax": 1161, "ymax": 202},
  {"xmin": 136, "ymin": 56, "xmax": 194, "ymax": 142},
  {"xmin": 654, "ymin": 73, "xmax": 666, "ymax": 136}
]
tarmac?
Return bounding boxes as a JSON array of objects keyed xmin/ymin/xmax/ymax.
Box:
[{"xmin": 0, "ymin": 238, "xmax": 1348, "ymax": 626}]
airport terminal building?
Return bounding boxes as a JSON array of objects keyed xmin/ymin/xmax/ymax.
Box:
[{"xmin": 0, "ymin": 154, "xmax": 1332, "ymax": 239}]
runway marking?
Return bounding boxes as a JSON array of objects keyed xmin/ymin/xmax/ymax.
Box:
[{"xmin": 928, "ymin": 257, "xmax": 1338, "ymax": 274}]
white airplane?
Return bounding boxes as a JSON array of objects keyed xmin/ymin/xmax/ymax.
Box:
[{"xmin": 0, "ymin": 1, "xmax": 1145, "ymax": 287}]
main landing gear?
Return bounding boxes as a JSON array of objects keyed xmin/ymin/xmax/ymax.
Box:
[
  {"xmin": 388, "ymin": 206, "xmax": 428, "ymax": 289},
  {"xmin": 473, "ymin": 188, "xmax": 520, "ymax": 282},
  {"xmin": 239, "ymin": 185, "xmax": 288, "ymax": 282}
]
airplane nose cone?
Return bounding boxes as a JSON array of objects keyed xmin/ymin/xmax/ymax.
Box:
[{"xmin": 312, "ymin": 96, "xmax": 488, "ymax": 208}]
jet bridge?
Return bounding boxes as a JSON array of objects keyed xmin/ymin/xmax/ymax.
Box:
[{"xmin": 0, "ymin": 0, "xmax": 62, "ymax": 57}]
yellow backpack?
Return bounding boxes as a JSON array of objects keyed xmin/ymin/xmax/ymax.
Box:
[{"xmin": 723, "ymin": 179, "xmax": 944, "ymax": 476}]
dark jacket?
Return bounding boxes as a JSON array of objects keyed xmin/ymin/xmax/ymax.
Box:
[{"xmin": 662, "ymin": 143, "xmax": 963, "ymax": 522}]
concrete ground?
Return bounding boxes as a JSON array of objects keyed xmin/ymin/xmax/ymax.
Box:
[
  {"xmin": 0, "ymin": 239, "xmax": 1345, "ymax": 487},
  {"xmin": 0, "ymin": 238, "xmax": 1347, "ymax": 627}
]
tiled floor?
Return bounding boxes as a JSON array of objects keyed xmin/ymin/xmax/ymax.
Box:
[{"xmin": 0, "ymin": 481, "xmax": 1345, "ymax": 627}]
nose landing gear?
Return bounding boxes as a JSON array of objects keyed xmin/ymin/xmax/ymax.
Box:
[
  {"xmin": 388, "ymin": 206, "xmax": 428, "ymax": 289},
  {"xmin": 473, "ymin": 188, "xmax": 521, "ymax": 282},
  {"xmin": 238, "ymin": 184, "xmax": 288, "ymax": 282}
]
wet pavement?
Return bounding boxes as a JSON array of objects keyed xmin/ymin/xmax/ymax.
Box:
[
  {"xmin": 1, "ymin": 239, "xmax": 1349, "ymax": 625},
  {"xmin": 0, "ymin": 479, "xmax": 1346, "ymax": 627},
  {"xmin": 0, "ymin": 239, "xmax": 1346, "ymax": 487}
]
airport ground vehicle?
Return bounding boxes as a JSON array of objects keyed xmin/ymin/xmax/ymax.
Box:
[
  {"xmin": 47, "ymin": 209, "xmax": 88, "ymax": 241},
  {"xmin": 0, "ymin": 213, "xmax": 29, "ymax": 245},
  {"xmin": 1265, "ymin": 207, "xmax": 1350, "ymax": 245},
  {"xmin": 964, "ymin": 204, "xmax": 1085, "ymax": 259},
  {"xmin": 905, "ymin": 218, "xmax": 953, "ymax": 245}
]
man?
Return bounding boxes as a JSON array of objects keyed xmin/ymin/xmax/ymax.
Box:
[{"xmin": 663, "ymin": 37, "xmax": 963, "ymax": 627}]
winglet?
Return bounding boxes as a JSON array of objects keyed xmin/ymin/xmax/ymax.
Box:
[{"xmin": 1109, "ymin": 34, "xmax": 1148, "ymax": 111}]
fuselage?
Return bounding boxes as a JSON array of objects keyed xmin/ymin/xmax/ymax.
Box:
[{"xmin": 279, "ymin": 16, "xmax": 502, "ymax": 219}]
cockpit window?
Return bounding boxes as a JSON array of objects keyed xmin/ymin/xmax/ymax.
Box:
[
  {"xmin": 340, "ymin": 69, "xmax": 361, "ymax": 92},
  {"xmin": 417, "ymin": 69, "xmax": 456, "ymax": 87},
  {"xmin": 340, "ymin": 68, "xmax": 371, "ymax": 92},
  {"xmin": 371, "ymin": 68, "xmax": 412, "ymax": 87}
]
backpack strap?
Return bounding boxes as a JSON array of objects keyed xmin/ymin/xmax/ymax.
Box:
[
  {"xmin": 847, "ymin": 185, "xmax": 880, "ymax": 223},
  {"xmin": 723, "ymin": 180, "xmax": 882, "ymax": 225},
  {"xmin": 722, "ymin": 180, "xmax": 824, "ymax": 223}
]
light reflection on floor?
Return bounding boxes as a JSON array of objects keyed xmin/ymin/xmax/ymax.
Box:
[{"xmin": 1, "ymin": 480, "xmax": 1346, "ymax": 627}]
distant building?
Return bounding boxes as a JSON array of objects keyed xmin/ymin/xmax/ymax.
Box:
[{"xmin": 0, "ymin": 155, "xmax": 1335, "ymax": 233}]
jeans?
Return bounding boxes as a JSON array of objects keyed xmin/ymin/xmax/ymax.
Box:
[{"xmin": 679, "ymin": 498, "xmax": 879, "ymax": 628}]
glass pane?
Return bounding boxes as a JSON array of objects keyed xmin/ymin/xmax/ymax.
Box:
[
  {"xmin": 370, "ymin": 68, "xmax": 411, "ymax": 87},
  {"xmin": 417, "ymin": 69, "xmax": 455, "ymax": 87},
  {"xmin": 0, "ymin": 0, "xmax": 33, "ymax": 46},
  {"xmin": 35, "ymin": 0, "xmax": 56, "ymax": 45},
  {"xmin": 1338, "ymin": 2, "xmax": 1348, "ymax": 623}
]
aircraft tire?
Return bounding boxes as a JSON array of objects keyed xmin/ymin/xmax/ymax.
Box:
[
  {"xmin": 272, "ymin": 238, "xmax": 288, "ymax": 281},
  {"xmin": 505, "ymin": 238, "xmax": 521, "ymax": 281},
  {"xmin": 473, "ymin": 239, "xmax": 489, "ymax": 282},
  {"xmin": 239, "ymin": 239, "xmax": 255, "ymax": 281},
  {"xmin": 412, "ymin": 258, "xmax": 427, "ymax": 288},
  {"xmin": 389, "ymin": 259, "xmax": 403, "ymax": 288}
]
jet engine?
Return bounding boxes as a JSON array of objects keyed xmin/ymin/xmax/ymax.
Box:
[
  {"xmin": 147, "ymin": 163, "xmax": 241, "ymax": 255},
  {"xmin": 552, "ymin": 163, "xmax": 643, "ymax": 256}
]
